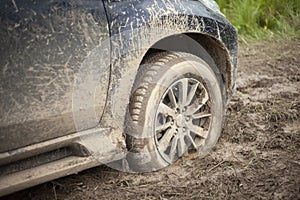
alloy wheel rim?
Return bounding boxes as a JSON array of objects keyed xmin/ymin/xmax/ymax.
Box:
[{"xmin": 154, "ymin": 77, "xmax": 212, "ymax": 163}]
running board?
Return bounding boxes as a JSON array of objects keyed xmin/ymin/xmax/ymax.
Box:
[
  {"xmin": 0, "ymin": 128, "xmax": 116, "ymax": 166},
  {"xmin": 0, "ymin": 128, "xmax": 127, "ymax": 196},
  {"xmin": 1, "ymin": 156, "xmax": 92, "ymax": 196},
  {"xmin": 0, "ymin": 152, "xmax": 125, "ymax": 197}
]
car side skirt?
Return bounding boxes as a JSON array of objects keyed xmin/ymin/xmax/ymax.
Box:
[{"xmin": 0, "ymin": 128, "xmax": 126, "ymax": 197}]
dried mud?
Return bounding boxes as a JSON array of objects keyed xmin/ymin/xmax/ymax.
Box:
[{"xmin": 4, "ymin": 38, "xmax": 300, "ymax": 200}]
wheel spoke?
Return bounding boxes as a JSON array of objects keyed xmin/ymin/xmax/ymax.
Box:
[
  {"xmin": 185, "ymin": 104, "xmax": 202, "ymax": 115},
  {"xmin": 169, "ymin": 135, "xmax": 178, "ymax": 162},
  {"xmin": 185, "ymin": 89, "xmax": 209, "ymax": 115},
  {"xmin": 187, "ymin": 132, "xmax": 198, "ymax": 150},
  {"xmin": 178, "ymin": 79, "xmax": 188, "ymax": 107},
  {"xmin": 168, "ymin": 88, "xmax": 178, "ymax": 109},
  {"xmin": 201, "ymin": 88, "xmax": 209, "ymax": 105},
  {"xmin": 156, "ymin": 122, "xmax": 172, "ymax": 132},
  {"xmin": 185, "ymin": 82, "xmax": 199, "ymax": 106},
  {"xmin": 192, "ymin": 112, "xmax": 212, "ymax": 119},
  {"xmin": 158, "ymin": 103, "xmax": 176, "ymax": 117},
  {"xmin": 159, "ymin": 127, "xmax": 175, "ymax": 150},
  {"xmin": 189, "ymin": 124, "xmax": 206, "ymax": 138},
  {"xmin": 177, "ymin": 133, "xmax": 186, "ymax": 157}
]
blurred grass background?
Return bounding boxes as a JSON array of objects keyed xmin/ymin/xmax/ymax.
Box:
[{"xmin": 215, "ymin": 0, "xmax": 300, "ymax": 39}]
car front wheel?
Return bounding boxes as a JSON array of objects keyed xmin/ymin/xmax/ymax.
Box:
[{"xmin": 126, "ymin": 52, "xmax": 225, "ymax": 172}]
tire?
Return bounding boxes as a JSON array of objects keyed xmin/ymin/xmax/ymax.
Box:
[{"xmin": 126, "ymin": 52, "xmax": 225, "ymax": 172}]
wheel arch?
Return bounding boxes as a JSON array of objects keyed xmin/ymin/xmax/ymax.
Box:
[
  {"xmin": 100, "ymin": 31, "xmax": 236, "ymax": 139},
  {"xmin": 101, "ymin": 0, "xmax": 239, "ymax": 143},
  {"xmin": 139, "ymin": 32, "xmax": 234, "ymax": 100}
]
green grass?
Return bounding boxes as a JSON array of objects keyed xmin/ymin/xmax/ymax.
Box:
[{"xmin": 215, "ymin": 0, "xmax": 300, "ymax": 39}]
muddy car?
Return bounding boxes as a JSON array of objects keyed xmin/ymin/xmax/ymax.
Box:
[{"xmin": 0, "ymin": 0, "xmax": 238, "ymax": 196}]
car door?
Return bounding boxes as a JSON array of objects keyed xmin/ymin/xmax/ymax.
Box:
[{"xmin": 0, "ymin": 0, "xmax": 110, "ymax": 152}]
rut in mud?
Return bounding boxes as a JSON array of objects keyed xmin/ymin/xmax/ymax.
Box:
[{"xmin": 5, "ymin": 38, "xmax": 300, "ymax": 200}]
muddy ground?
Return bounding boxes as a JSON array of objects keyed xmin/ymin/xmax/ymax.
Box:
[{"xmin": 5, "ymin": 38, "xmax": 300, "ymax": 200}]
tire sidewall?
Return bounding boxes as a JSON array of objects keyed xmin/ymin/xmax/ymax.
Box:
[
  {"xmin": 147, "ymin": 55, "xmax": 224, "ymax": 159},
  {"xmin": 127, "ymin": 53, "xmax": 225, "ymax": 171}
]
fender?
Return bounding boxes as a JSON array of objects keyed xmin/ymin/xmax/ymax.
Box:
[{"xmin": 101, "ymin": 0, "xmax": 238, "ymax": 136}]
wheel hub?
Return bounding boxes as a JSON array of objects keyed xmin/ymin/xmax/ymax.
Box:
[{"xmin": 175, "ymin": 114, "xmax": 185, "ymax": 128}]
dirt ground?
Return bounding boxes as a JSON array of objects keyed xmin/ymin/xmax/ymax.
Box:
[{"xmin": 4, "ymin": 38, "xmax": 300, "ymax": 200}]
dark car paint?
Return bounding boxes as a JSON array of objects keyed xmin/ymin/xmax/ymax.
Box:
[
  {"xmin": 0, "ymin": 0, "xmax": 110, "ymax": 152},
  {"xmin": 104, "ymin": 0, "xmax": 237, "ymax": 64}
]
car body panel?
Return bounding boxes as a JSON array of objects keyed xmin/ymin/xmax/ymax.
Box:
[{"xmin": 0, "ymin": 0, "xmax": 110, "ymax": 152}]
